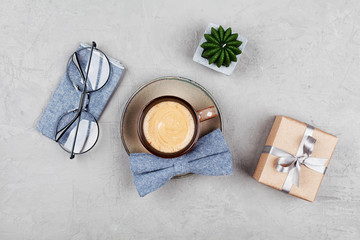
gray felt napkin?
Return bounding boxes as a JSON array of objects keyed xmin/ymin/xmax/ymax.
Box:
[{"xmin": 36, "ymin": 43, "xmax": 124, "ymax": 140}]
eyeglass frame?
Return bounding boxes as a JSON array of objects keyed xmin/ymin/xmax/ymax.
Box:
[{"xmin": 55, "ymin": 41, "xmax": 111, "ymax": 159}]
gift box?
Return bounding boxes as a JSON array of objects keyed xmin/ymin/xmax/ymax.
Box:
[{"xmin": 253, "ymin": 116, "xmax": 338, "ymax": 202}]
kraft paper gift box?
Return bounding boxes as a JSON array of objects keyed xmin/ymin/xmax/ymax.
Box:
[{"xmin": 253, "ymin": 116, "xmax": 338, "ymax": 202}]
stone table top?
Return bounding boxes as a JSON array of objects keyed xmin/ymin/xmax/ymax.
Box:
[{"xmin": 1, "ymin": 0, "xmax": 359, "ymax": 239}]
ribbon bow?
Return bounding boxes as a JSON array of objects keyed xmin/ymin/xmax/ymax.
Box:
[
  {"xmin": 130, "ymin": 129, "xmax": 233, "ymax": 197},
  {"xmin": 263, "ymin": 125, "xmax": 328, "ymax": 193}
]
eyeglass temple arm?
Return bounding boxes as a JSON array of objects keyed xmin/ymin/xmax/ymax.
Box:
[
  {"xmin": 69, "ymin": 41, "xmax": 96, "ymax": 159},
  {"xmin": 55, "ymin": 50, "xmax": 91, "ymax": 142}
]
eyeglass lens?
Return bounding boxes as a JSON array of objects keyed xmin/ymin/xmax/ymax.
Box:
[
  {"xmin": 67, "ymin": 47, "xmax": 110, "ymax": 92},
  {"xmin": 56, "ymin": 110, "xmax": 99, "ymax": 154}
]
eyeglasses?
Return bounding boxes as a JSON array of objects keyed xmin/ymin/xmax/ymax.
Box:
[{"xmin": 55, "ymin": 42, "xmax": 111, "ymax": 159}]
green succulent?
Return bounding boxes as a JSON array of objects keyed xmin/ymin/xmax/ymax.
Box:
[{"xmin": 200, "ymin": 26, "xmax": 242, "ymax": 68}]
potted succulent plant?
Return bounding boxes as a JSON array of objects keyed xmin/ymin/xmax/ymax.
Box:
[{"xmin": 193, "ymin": 23, "xmax": 247, "ymax": 75}]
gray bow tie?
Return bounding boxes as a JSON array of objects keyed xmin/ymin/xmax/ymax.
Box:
[{"xmin": 130, "ymin": 129, "xmax": 233, "ymax": 197}]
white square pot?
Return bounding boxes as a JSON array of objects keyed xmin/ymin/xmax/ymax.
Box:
[{"xmin": 193, "ymin": 23, "xmax": 247, "ymax": 76}]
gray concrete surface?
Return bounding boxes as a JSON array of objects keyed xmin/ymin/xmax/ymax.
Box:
[{"xmin": 1, "ymin": 0, "xmax": 359, "ymax": 239}]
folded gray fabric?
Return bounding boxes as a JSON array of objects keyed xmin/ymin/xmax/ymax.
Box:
[
  {"xmin": 36, "ymin": 43, "xmax": 124, "ymax": 140},
  {"xmin": 130, "ymin": 129, "xmax": 233, "ymax": 197}
]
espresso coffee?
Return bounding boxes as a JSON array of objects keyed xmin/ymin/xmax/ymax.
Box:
[{"xmin": 143, "ymin": 101, "xmax": 195, "ymax": 153}]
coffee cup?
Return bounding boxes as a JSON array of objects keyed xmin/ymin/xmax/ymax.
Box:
[{"xmin": 137, "ymin": 96, "xmax": 218, "ymax": 158}]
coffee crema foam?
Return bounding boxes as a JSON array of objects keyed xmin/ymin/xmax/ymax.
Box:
[{"xmin": 143, "ymin": 101, "xmax": 195, "ymax": 153}]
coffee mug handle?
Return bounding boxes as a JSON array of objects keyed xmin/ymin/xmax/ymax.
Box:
[{"xmin": 196, "ymin": 106, "xmax": 218, "ymax": 122}]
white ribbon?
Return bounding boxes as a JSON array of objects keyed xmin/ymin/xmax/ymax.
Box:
[{"xmin": 262, "ymin": 125, "xmax": 328, "ymax": 193}]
